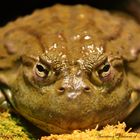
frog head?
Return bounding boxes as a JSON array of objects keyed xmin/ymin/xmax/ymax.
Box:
[{"xmin": 0, "ymin": 5, "xmax": 140, "ymax": 134}]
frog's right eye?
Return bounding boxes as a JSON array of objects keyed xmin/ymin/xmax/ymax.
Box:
[
  {"xmin": 35, "ymin": 63, "xmax": 49, "ymax": 78},
  {"xmin": 97, "ymin": 63, "xmax": 111, "ymax": 79}
]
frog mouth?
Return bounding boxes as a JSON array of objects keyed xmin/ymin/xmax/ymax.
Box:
[
  {"xmin": 13, "ymin": 89, "xmax": 140, "ymax": 134},
  {"xmin": 19, "ymin": 97, "xmax": 138, "ymax": 134},
  {"xmin": 27, "ymin": 108, "xmax": 127, "ymax": 134}
]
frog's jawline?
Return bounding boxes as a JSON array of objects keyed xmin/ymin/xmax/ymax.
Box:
[{"xmin": 16, "ymin": 95, "xmax": 139, "ymax": 134}]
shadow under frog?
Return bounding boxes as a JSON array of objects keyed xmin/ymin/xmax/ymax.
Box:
[{"xmin": 0, "ymin": 4, "xmax": 140, "ymax": 134}]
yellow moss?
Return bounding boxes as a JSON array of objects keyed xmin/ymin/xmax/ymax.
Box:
[
  {"xmin": 1, "ymin": 112, "xmax": 140, "ymax": 140},
  {"xmin": 0, "ymin": 112, "xmax": 35, "ymax": 140},
  {"xmin": 41, "ymin": 123, "xmax": 140, "ymax": 140}
]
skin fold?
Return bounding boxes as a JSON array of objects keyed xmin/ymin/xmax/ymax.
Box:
[{"xmin": 0, "ymin": 4, "xmax": 140, "ymax": 134}]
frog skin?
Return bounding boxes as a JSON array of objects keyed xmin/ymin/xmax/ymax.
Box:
[{"xmin": 0, "ymin": 4, "xmax": 140, "ymax": 134}]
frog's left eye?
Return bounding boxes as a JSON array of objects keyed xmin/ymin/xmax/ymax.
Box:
[
  {"xmin": 97, "ymin": 63, "xmax": 111, "ymax": 79},
  {"xmin": 35, "ymin": 63, "xmax": 49, "ymax": 78}
]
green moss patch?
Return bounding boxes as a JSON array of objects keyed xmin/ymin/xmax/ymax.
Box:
[
  {"xmin": 1, "ymin": 112, "xmax": 140, "ymax": 140},
  {"xmin": 42, "ymin": 123, "xmax": 140, "ymax": 140},
  {"xmin": 0, "ymin": 112, "xmax": 35, "ymax": 140}
]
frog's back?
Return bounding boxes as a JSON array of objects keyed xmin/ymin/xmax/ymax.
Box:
[
  {"xmin": 0, "ymin": 5, "xmax": 140, "ymax": 133},
  {"xmin": 0, "ymin": 5, "xmax": 140, "ymax": 63}
]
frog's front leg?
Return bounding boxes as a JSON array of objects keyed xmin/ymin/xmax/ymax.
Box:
[
  {"xmin": 0, "ymin": 89, "xmax": 11, "ymax": 112},
  {"xmin": 125, "ymin": 100, "xmax": 140, "ymax": 132}
]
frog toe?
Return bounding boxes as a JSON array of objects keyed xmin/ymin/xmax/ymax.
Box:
[{"xmin": 0, "ymin": 90, "xmax": 10, "ymax": 112}]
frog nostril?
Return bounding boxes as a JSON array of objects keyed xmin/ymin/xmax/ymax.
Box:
[
  {"xmin": 57, "ymin": 87, "xmax": 65, "ymax": 93},
  {"xmin": 84, "ymin": 86, "xmax": 91, "ymax": 93}
]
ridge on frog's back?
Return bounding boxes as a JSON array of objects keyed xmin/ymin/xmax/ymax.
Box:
[{"xmin": 0, "ymin": 4, "xmax": 140, "ymax": 134}]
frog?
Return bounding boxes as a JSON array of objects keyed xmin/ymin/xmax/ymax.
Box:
[{"xmin": 0, "ymin": 4, "xmax": 140, "ymax": 134}]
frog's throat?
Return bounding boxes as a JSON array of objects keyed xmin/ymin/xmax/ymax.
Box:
[
  {"xmin": 16, "ymin": 91, "xmax": 139, "ymax": 134},
  {"xmin": 4, "ymin": 89, "xmax": 140, "ymax": 133}
]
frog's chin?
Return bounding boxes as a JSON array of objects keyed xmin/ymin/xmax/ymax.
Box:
[
  {"xmin": 30, "ymin": 117, "xmax": 101, "ymax": 134},
  {"xmin": 16, "ymin": 97, "xmax": 139, "ymax": 134},
  {"xmin": 14, "ymin": 91, "xmax": 140, "ymax": 134},
  {"xmin": 23, "ymin": 103, "xmax": 135, "ymax": 134},
  {"xmin": 30, "ymin": 110, "xmax": 127, "ymax": 134}
]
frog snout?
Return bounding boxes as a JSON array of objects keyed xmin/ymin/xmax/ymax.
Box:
[{"xmin": 56, "ymin": 76, "xmax": 91, "ymax": 99}]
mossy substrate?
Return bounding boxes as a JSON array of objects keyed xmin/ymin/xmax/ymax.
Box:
[{"xmin": 0, "ymin": 112, "xmax": 140, "ymax": 140}]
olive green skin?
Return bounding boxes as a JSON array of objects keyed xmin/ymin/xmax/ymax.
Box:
[{"xmin": 0, "ymin": 5, "xmax": 140, "ymax": 134}]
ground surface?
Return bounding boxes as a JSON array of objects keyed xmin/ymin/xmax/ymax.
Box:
[{"xmin": 0, "ymin": 112, "xmax": 140, "ymax": 140}]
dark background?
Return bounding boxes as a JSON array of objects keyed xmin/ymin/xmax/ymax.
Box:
[{"xmin": 0, "ymin": 0, "xmax": 129, "ymax": 26}]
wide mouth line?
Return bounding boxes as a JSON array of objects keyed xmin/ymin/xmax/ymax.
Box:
[
  {"xmin": 16, "ymin": 92, "xmax": 139, "ymax": 132},
  {"xmin": 21, "ymin": 103, "xmax": 130, "ymax": 131}
]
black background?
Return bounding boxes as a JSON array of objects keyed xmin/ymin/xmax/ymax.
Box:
[{"xmin": 0, "ymin": 0, "xmax": 128, "ymax": 26}]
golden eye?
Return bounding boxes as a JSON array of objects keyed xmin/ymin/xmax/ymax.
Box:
[
  {"xmin": 35, "ymin": 63, "xmax": 49, "ymax": 78},
  {"xmin": 97, "ymin": 63, "xmax": 110, "ymax": 78}
]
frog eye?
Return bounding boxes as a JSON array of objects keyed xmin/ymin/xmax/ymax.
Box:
[
  {"xmin": 35, "ymin": 63, "xmax": 49, "ymax": 78},
  {"xmin": 97, "ymin": 63, "xmax": 111, "ymax": 79}
]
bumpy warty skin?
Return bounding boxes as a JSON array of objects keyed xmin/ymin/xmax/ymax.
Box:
[{"xmin": 0, "ymin": 5, "xmax": 140, "ymax": 134}]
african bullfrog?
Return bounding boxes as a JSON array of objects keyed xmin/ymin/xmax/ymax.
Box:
[{"xmin": 0, "ymin": 4, "xmax": 140, "ymax": 134}]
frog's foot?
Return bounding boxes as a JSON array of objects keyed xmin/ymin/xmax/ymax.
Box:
[{"xmin": 0, "ymin": 90, "xmax": 11, "ymax": 112}]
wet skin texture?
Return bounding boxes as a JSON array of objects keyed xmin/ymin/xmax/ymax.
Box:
[{"xmin": 0, "ymin": 5, "xmax": 140, "ymax": 134}]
